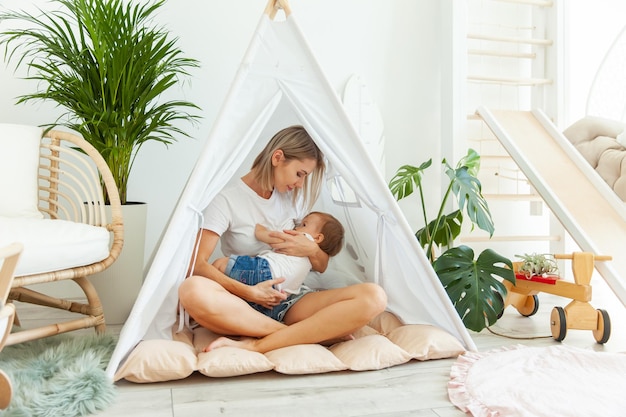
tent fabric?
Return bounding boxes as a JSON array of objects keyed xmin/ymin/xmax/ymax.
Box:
[{"xmin": 106, "ymin": 11, "xmax": 475, "ymax": 379}]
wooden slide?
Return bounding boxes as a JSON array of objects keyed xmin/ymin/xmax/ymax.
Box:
[{"xmin": 477, "ymin": 107, "xmax": 626, "ymax": 308}]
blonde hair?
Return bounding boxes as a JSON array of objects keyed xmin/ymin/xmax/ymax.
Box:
[
  {"xmin": 310, "ymin": 211, "xmax": 345, "ymax": 257},
  {"xmin": 252, "ymin": 126, "xmax": 325, "ymax": 210}
]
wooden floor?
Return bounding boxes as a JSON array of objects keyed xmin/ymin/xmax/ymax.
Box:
[{"xmin": 15, "ymin": 271, "xmax": 626, "ymax": 417}]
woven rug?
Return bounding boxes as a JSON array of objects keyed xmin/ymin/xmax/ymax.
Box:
[
  {"xmin": 0, "ymin": 332, "xmax": 117, "ymax": 417},
  {"xmin": 448, "ymin": 344, "xmax": 626, "ymax": 417}
]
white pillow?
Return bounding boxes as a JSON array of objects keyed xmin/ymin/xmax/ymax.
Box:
[{"xmin": 0, "ymin": 124, "xmax": 43, "ymax": 218}]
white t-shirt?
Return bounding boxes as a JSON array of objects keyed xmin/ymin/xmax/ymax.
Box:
[{"xmin": 202, "ymin": 178, "xmax": 307, "ymax": 258}]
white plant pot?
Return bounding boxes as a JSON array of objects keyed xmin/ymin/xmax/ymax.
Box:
[{"xmin": 91, "ymin": 203, "xmax": 147, "ymax": 325}]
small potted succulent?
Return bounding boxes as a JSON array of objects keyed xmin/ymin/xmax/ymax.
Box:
[{"xmin": 514, "ymin": 252, "xmax": 560, "ymax": 283}]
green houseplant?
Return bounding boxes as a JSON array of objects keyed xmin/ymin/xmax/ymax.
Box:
[
  {"xmin": 0, "ymin": 0, "xmax": 200, "ymax": 204},
  {"xmin": 0, "ymin": 0, "xmax": 200, "ymax": 324},
  {"xmin": 389, "ymin": 149, "xmax": 515, "ymax": 332},
  {"xmin": 516, "ymin": 252, "xmax": 559, "ymax": 277}
]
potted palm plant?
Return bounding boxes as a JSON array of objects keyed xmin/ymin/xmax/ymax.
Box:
[
  {"xmin": 0, "ymin": 0, "xmax": 200, "ymax": 205},
  {"xmin": 389, "ymin": 148, "xmax": 516, "ymax": 332},
  {"xmin": 0, "ymin": 0, "xmax": 200, "ymax": 324}
]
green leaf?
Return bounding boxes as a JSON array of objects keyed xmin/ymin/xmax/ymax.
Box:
[
  {"xmin": 415, "ymin": 210, "xmax": 462, "ymax": 249},
  {"xmin": 434, "ymin": 246, "xmax": 515, "ymax": 332},
  {"xmin": 388, "ymin": 159, "xmax": 432, "ymax": 201},
  {"xmin": 446, "ymin": 165, "xmax": 495, "ymax": 237},
  {"xmin": 458, "ymin": 148, "xmax": 481, "ymax": 177}
]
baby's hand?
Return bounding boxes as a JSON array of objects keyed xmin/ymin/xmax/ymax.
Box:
[
  {"xmin": 254, "ymin": 224, "xmax": 266, "ymax": 240},
  {"xmin": 256, "ymin": 224, "xmax": 284, "ymax": 245}
]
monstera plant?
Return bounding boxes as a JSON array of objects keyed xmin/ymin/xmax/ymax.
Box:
[{"xmin": 389, "ymin": 149, "xmax": 515, "ymax": 332}]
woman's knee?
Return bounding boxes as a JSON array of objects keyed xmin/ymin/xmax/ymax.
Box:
[
  {"xmin": 179, "ymin": 276, "xmax": 197, "ymax": 304},
  {"xmin": 178, "ymin": 276, "xmax": 217, "ymax": 310},
  {"xmin": 356, "ymin": 282, "xmax": 388, "ymax": 317}
]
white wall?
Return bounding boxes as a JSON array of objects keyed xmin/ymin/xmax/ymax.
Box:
[
  {"xmin": 0, "ymin": 0, "xmax": 444, "ymax": 269},
  {"xmin": 564, "ymin": 0, "xmax": 626, "ymax": 126},
  {"xmin": 4, "ymin": 0, "xmax": 625, "ymax": 271}
]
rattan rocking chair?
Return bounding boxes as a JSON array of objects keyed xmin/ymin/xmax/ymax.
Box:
[
  {"xmin": 0, "ymin": 242, "xmax": 22, "ymax": 409},
  {"xmin": 1, "ymin": 128, "xmax": 123, "ymax": 346}
]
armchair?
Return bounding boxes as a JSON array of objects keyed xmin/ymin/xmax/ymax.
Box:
[
  {"xmin": 0, "ymin": 242, "xmax": 22, "ymax": 409},
  {"xmin": 0, "ymin": 124, "xmax": 123, "ymax": 345}
]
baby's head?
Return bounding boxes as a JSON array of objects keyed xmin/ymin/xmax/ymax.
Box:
[{"xmin": 295, "ymin": 212, "xmax": 344, "ymax": 256}]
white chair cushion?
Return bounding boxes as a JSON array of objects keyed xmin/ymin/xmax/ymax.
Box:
[
  {"xmin": 0, "ymin": 124, "xmax": 44, "ymax": 219},
  {"xmin": 0, "ymin": 217, "xmax": 110, "ymax": 276}
]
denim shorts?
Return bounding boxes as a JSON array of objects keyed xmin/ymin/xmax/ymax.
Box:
[
  {"xmin": 266, "ymin": 286, "xmax": 316, "ymax": 322},
  {"xmin": 224, "ymin": 255, "xmax": 273, "ymax": 286},
  {"xmin": 225, "ymin": 255, "xmax": 315, "ymax": 322}
]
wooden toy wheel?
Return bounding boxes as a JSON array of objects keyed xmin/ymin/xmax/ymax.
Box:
[
  {"xmin": 518, "ymin": 295, "xmax": 539, "ymax": 317},
  {"xmin": 550, "ymin": 306, "xmax": 567, "ymax": 342},
  {"xmin": 593, "ymin": 309, "xmax": 611, "ymax": 344},
  {"xmin": 0, "ymin": 370, "xmax": 12, "ymax": 410}
]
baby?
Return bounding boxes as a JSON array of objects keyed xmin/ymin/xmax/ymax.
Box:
[{"xmin": 212, "ymin": 211, "xmax": 344, "ymax": 294}]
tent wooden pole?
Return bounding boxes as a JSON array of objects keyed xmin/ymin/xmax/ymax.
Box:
[{"xmin": 265, "ymin": 0, "xmax": 291, "ymax": 19}]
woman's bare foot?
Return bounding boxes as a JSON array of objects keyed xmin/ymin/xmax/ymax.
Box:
[
  {"xmin": 203, "ymin": 333, "xmax": 356, "ymax": 353},
  {"xmin": 320, "ymin": 333, "xmax": 355, "ymax": 346},
  {"xmin": 203, "ymin": 336, "xmax": 258, "ymax": 352}
]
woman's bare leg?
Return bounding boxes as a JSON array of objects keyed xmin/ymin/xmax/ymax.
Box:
[
  {"xmin": 207, "ymin": 282, "xmax": 387, "ymax": 352},
  {"xmin": 178, "ymin": 275, "xmax": 285, "ymax": 337}
]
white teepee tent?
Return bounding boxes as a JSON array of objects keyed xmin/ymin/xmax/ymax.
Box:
[{"xmin": 106, "ymin": 1, "xmax": 475, "ymax": 379}]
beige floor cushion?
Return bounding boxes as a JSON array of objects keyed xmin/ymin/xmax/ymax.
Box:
[{"xmin": 114, "ymin": 311, "xmax": 467, "ymax": 383}]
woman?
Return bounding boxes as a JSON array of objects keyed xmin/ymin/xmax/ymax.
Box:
[{"xmin": 178, "ymin": 125, "xmax": 387, "ymax": 353}]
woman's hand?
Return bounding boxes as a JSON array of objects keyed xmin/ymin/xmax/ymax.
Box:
[
  {"xmin": 247, "ymin": 278, "xmax": 287, "ymax": 309},
  {"xmin": 268, "ymin": 229, "xmax": 317, "ymax": 257},
  {"xmin": 269, "ymin": 229, "xmax": 329, "ymax": 272}
]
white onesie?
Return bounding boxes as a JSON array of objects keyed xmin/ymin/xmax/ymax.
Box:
[{"xmin": 258, "ymin": 232, "xmax": 314, "ymax": 294}]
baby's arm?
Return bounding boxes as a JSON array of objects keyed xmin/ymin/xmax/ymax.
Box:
[{"xmin": 255, "ymin": 224, "xmax": 285, "ymax": 245}]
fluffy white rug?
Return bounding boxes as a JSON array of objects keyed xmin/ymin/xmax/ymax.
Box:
[
  {"xmin": 0, "ymin": 332, "xmax": 116, "ymax": 416},
  {"xmin": 448, "ymin": 344, "xmax": 626, "ymax": 417}
]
